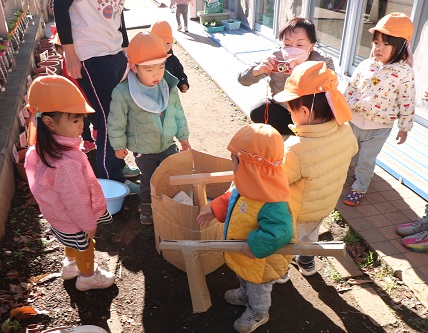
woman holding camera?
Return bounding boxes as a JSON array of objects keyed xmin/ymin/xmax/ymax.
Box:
[{"xmin": 238, "ymin": 17, "xmax": 334, "ymax": 136}]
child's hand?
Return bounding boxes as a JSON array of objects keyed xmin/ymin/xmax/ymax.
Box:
[
  {"xmin": 180, "ymin": 139, "xmax": 191, "ymax": 151},
  {"xmin": 396, "ymin": 131, "xmax": 407, "ymax": 145},
  {"xmin": 197, "ymin": 206, "xmax": 215, "ymax": 227},
  {"xmin": 241, "ymin": 243, "xmax": 256, "ymax": 259},
  {"xmin": 180, "ymin": 84, "xmax": 189, "ymax": 93},
  {"xmin": 86, "ymin": 229, "xmax": 96, "ymax": 241},
  {"xmin": 115, "ymin": 149, "xmax": 128, "ymax": 159}
]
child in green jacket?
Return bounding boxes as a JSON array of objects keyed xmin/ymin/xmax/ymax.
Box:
[{"xmin": 108, "ymin": 32, "xmax": 191, "ymax": 224}]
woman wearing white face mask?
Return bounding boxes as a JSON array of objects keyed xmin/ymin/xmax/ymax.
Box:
[{"xmin": 238, "ymin": 17, "xmax": 335, "ymax": 136}]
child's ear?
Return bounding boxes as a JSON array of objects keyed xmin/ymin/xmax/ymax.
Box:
[
  {"xmin": 300, "ymin": 105, "xmax": 310, "ymax": 118},
  {"xmin": 42, "ymin": 115, "xmax": 56, "ymax": 131},
  {"xmin": 130, "ymin": 64, "xmax": 138, "ymax": 73}
]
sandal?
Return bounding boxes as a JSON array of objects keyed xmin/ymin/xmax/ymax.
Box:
[{"xmin": 344, "ymin": 190, "xmax": 364, "ymax": 206}]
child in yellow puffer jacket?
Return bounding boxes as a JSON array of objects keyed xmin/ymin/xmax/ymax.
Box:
[
  {"xmin": 274, "ymin": 61, "xmax": 358, "ymax": 279},
  {"xmin": 197, "ymin": 123, "xmax": 294, "ymax": 333}
]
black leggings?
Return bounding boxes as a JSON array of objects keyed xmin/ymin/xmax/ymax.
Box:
[{"xmin": 249, "ymin": 99, "xmax": 294, "ymax": 136}]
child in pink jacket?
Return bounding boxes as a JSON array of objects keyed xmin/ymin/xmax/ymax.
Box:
[{"xmin": 25, "ymin": 76, "xmax": 115, "ymax": 292}]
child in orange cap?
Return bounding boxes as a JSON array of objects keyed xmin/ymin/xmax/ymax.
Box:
[
  {"xmin": 197, "ymin": 124, "xmax": 294, "ymax": 333},
  {"xmin": 25, "ymin": 76, "xmax": 115, "ymax": 291},
  {"xmin": 108, "ymin": 32, "xmax": 191, "ymax": 225},
  {"xmin": 274, "ymin": 61, "xmax": 358, "ymax": 279},
  {"xmin": 151, "ymin": 20, "xmax": 190, "ymax": 93},
  {"xmin": 343, "ymin": 12, "xmax": 415, "ymax": 206}
]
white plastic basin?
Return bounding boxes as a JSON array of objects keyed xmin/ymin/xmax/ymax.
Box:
[{"xmin": 97, "ymin": 178, "xmax": 130, "ymax": 215}]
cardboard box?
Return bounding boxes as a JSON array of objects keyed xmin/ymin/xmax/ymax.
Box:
[{"xmin": 150, "ymin": 150, "xmax": 232, "ymax": 274}]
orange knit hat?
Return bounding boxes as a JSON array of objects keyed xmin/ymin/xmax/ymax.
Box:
[
  {"xmin": 127, "ymin": 32, "xmax": 171, "ymax": 65},
  {"xmin": 227, "ymin": 124, "xmax": 290, "ymax": 203},
  {"xmin": 26, "ymin": 75, "xmax": 95, "ymax": 145},
  {"xmin": 151, "ymin": 20, "xmax": 173, "ymax": 43},
  {"xmin": 274, "ymin": 61, "xmax": 352, "ymax": 125},
  {"xmin": 369, "ymin": 12, "xmax": 414, "ymax": 42}
]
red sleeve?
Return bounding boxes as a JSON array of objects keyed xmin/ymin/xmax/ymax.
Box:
[{"xmin": 210, "ymin": 191, "xmax": 232, "ymax": 223}]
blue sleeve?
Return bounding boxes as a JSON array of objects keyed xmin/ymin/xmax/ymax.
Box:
[{"xmin": 247, "ymin": 202, "xmax": 293, "ymax": 259}]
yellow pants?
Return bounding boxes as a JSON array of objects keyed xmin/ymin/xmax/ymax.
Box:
[{"xmin": 64, "ymin": 238, "xmax": 95, "ymax": 275}]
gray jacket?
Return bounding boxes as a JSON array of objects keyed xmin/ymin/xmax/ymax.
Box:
[{"xmin": 237, "ymin": 48, "xmax": 335, "ymax": 100}]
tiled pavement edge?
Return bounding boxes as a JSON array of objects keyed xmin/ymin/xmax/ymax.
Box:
[{"xmin": 126, "ymin": 0, "xmax": 428, "ymax": 310}]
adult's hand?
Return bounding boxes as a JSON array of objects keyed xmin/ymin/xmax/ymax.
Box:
[
  {"xmin": 251, "ymin": 56, "xmax": 277, "ymax": 76},
  {"xmin": 62, "ymin": 44, "xmax": 82, "ymax": 79}
]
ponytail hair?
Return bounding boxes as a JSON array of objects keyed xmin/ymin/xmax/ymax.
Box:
[{"xmin": 36, "ymin": 112, "xmax": 73, "ymax": 168}]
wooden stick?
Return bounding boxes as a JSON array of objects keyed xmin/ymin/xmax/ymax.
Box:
[
  {"xmin": 159, "ymin": 240, "xmax": 346, "ymax": 313},
  {"xmin": 169, "ymin": 171, "xmax": 234, "ymax": 207},
  {"xmin": 159, "ymin": 240, "xmax": 346, "ymax": 257}
]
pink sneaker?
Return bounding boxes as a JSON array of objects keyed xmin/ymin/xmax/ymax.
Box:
[
  {"xmin": 82, "ymin": 141, "xmax": 96, "ymax": 153},
  {"xmin": 61, "ymin": 258, "xmax": 79, "ymax": 280},
  {"xmin": 75, "ymin": 267, "xmax": 115, "ymax": 291},
  {"xmin": 401, "ymin": 231, "xmax": 428, "ymax": 253}
]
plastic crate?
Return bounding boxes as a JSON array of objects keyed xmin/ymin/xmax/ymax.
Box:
[
  {"xmin": 197, "ymin": 9, "xmax": 230, "ymax": 25},
  {"xmin": 221, "ymin": 19, "xmax": 241, "ymax": 30},
  {"xmin": 203, "ymin": 25, "xmax": 225, "ymax": 33}
]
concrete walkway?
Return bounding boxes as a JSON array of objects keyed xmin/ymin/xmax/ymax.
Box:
[{"xmin": 125, "ymin": 0, "xmax": 428, "ymax": 310}]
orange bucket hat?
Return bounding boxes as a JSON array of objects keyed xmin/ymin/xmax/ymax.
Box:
[
  {"xmin": 127, "ymin": 32, "xmax": 171, "ymax": 65},
  {"xmin": 274, "ymin": 61, "xmax": 352, "ymax": 125},
  {"xmin": 151, "ymin": 20, "xmax": 173, "ymax": 43},
  {"xmin": 368, "ymin": 12, "xmax": 414, "ymax": 43},
  {"xmin": 26, "ymin": 75, "xmax": 95, "ymax": 145},
  {"xmin": 227, "ymin": 124, "xmax": 290, "ymax": 203}
]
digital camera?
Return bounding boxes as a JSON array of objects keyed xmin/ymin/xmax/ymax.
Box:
[{"xmin": 272, "ymin": 60, "xmax": 290, "ymax": 73}]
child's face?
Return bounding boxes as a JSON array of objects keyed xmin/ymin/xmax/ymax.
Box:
[
  {"xmin": 132, "ymin": 62, "xmax": 166, "ymax": 87},
  {"xmin": 165, "ymin": 42, "xmax": 172, "ymax": 53},
  {"xmin": 231, "ymin": 154, "xmax": 239, "ymax": 174},
  {"xmin": 43, "ymin": 113, "xmax": 85, "ymax": 138},
  {"xmin": 371, "ymin": 35, "xmax": 394, "ymax": 65}
]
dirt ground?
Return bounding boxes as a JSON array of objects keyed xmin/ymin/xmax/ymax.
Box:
[{"xmin": 1, "ymin": 41, "xmax": 428, "ymax": 333}]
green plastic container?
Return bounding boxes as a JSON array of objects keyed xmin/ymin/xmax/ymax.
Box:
[
  {"xmin": 221, "ymin": 19, "xmax": 241, "ymax": 30},
  {"xmin": 203, "ymin": 25, "xmax": 225, "ymax": 33}
]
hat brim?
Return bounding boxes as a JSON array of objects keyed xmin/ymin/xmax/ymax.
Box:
[
  {"xmin": 273, "ymin": 90, "xmax": 301, "ymax": 103},
  {"xmin": 135, "ymin": 54, "xmax": 171, "ymax": 66}
]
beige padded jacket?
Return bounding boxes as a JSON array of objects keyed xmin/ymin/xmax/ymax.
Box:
[{"xmin": 283, "ymin": 120, "xmax": 358, "ymax": 224}]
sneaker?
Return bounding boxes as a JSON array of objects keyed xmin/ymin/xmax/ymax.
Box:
[
  {"xmin": 81, "ymin": 141, "xmax": 96, "ymax": 153},
  {"xmin": 61, "ymin": 258, "xmax": 79, "ymax": 280},
  {"xmin": 343, "ymin": 190, "xmax": 364, "ymax": 206},
  {"xmin": 184, "ymin": 27, "xmax": 189, "ymax": 32},
  {"xmin": 292, "ymin": 256, "xmax": 317, "ymax": 276},
  {"xmin": 275, "ymin": 271, "xmax": 290, "ymax": 284},
  {"xmin": 140, "ymin": 203, "xmax": 153, "ymax": 225},
  {"xmin": 177, "ymin": 25, "xmax": 182, "ymax": 31},
  {"xmin": 233, "ymin": 308, "xmax": 269, "ymax": 333},
  {"xmin": 75, "ymin": 267, "xmax": 115, "ymax": 291},
  {"xmin": 401, "ymin": 231, "xmax": 428, "ymax": 253},
  {"xmin": 124, "ymin": 180, "xmax": 139, "ymax": 195},
  {"xmin": 224, "ymin": 288, "xmax": 247, "ymax": 306},
  {"xmin": 396, "ymin": 217, "xmax": 428, "ymax": 236},
  {"xmin": 122, "ymin": 164, "xmax": 140, "ymax": 178}
]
